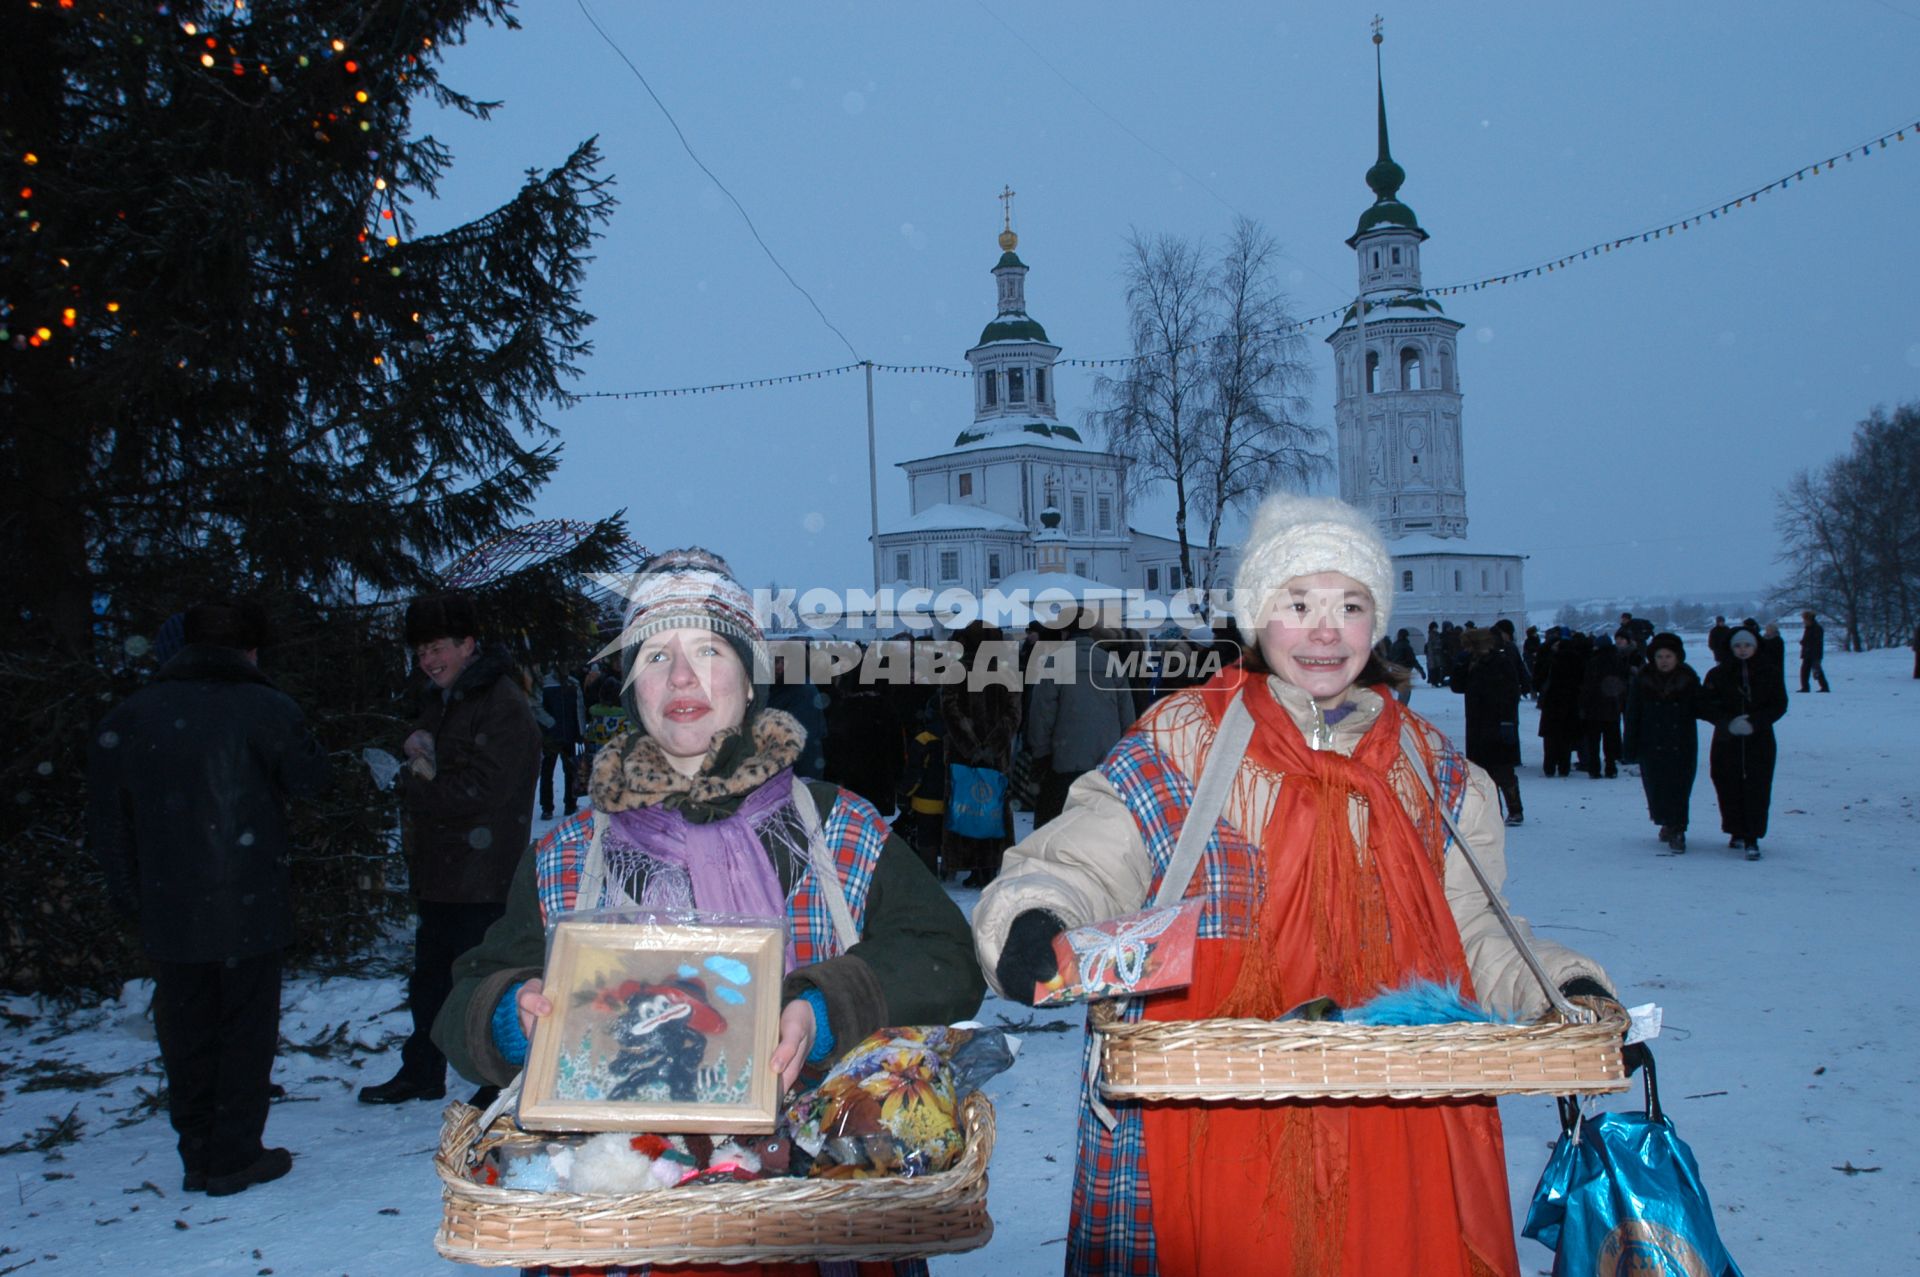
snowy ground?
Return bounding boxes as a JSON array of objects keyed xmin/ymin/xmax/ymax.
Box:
[{"xmin": 3, "ymin": 642, "xmax": 1914, "ymax": 1275}]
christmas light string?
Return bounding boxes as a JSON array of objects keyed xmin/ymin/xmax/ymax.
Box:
[
  {"xmin": 6, "ymin": 0, "xmax": 430, "ymax": 360},
  {"xmin": 577, "ymin": 111, "xmax": 1917, "ymax": 399}
]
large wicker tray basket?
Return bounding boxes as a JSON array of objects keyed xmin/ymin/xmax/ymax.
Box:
[
  {"xmin": 1090, "ymin": 996, "xmax": 1631, "ymax": 1103},
  {"xmin": 434, "ymin": 1092, "xmax": 996, "ymax": 1267}
]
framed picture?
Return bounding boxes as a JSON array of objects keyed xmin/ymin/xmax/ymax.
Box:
[{"xmin": 518, "ymin": 912, "xmax": 785, "ymax": 1134}]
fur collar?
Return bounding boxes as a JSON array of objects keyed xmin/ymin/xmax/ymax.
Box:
[{"xmin": 589, "ymin": 708, "xmax": 804, "ymax": 813}]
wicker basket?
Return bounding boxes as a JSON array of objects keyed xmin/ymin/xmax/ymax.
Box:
[
  {"xmin": 434, "ymin": 1092, "xmax": 996, "ymax": 1267},
  {"xmin": 1090, "ymin": 996, "xmax": 1631, "ymax": 1103}
]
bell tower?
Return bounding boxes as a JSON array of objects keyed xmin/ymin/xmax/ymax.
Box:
[{"xmin": 1325, "ymin": 24, "xmax": 1469, "ymax": 539}]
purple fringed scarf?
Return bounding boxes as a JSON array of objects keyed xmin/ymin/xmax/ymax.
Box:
[{"xmin": 601, "ymin": 768, "xmax": 797, "ymax": 958}]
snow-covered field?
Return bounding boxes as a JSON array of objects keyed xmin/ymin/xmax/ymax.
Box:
[{"xmin": 4, "ymin": 643, "xmax": 1913, "ymax": 1275}]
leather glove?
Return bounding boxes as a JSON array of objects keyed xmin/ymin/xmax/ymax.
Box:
[
  {"xmin": 1562, "ymin": 977, "xmax": 1648, "ymax": 1077},
  {"xmin": 994, "ymin": 909, "xmax": 1066, "ymax": 1007},
  {"xmin": 1728, "ymin": 714, "xmax": 1754, "ymax": 737}
]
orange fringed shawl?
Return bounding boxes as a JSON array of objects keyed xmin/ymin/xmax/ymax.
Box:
[{"xmin": 1137, "ymin": 680, "xmax": 1520, "ymax": 1277}]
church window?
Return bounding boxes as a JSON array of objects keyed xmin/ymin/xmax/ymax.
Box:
[
  {"xmin": 1400, "ymin": 347, "xmax": 1423, "ymax": 390},
  {"xmin": 1505, "ymin": 568, "xmax": 1513, "ymax": 591},
  {"xmin": 1371, "ymin": 250, "xmax": 1380, "ymax": 269},
  {"xmin": 1366, "ymin": 350, "xmax": 1382, "ymax": 394},
  {"xmin": 1071, "ymin": 494, "xmax": 1087, "ymax": 531},
  {"xmin": 1035, "ymin": 368, "xmax": 1048, "ymax": 404},
  {"xmin": 1008, "ymin": 368, "xmax": 1026, "ymax": 404},
  {"xmin": 1169, "ymin": 566, "xmax": 1182, "ymax": 591},
  {"xmin": 982, "ymin": 372, "xmax": 997, "ymax": 407},
  {"xmin": 958, "ymin": 472, "xmax": 973, "ymax": 498},
  {"xmin": 987, "ymin": 552, "xmax": 1003, "ymax": 582},
  {"xmin": 1453, "ymin": 570, "xmax": 1463, "ymax": 592},
  {"xmin": 1097, "ymin": 494, "xmax": 1113, "ymax": 532},
  {"xmin": 1402, "ymin": 569, "xmax": 1413, "ymax": 592},
  {"xmin": 1074, "ymin": 558, "xmax": 1089, "ymax": 577},
  {"xmin": 1391, "ymin": 247, "xmax": 1402, "ymax": 265},
  {"xmin": 1147, "ymin": 566, "xmax": 1161, "ymax": 592},
  {"xmin": 895, "ymin": 551, "xmax": 910, "ymax": 581},
  {"xmin": 939, "ymin": 550, "xmax": 960, "ymax": 582},
  {"xmin": 1481, "ymin": 569, "xmax": 1489, "ymax": 591},
  {"xmin": 1437, "ymin": 349, "xmax": 1452, "ymax": 391}
]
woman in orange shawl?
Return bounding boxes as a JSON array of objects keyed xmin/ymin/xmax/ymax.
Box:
[{"xmin": 974, "ymin": 493, "xmax": 1620, "ymax": 1277}]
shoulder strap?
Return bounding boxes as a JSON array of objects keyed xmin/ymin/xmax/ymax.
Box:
[
  {"xmin": 1396, "ymin": 723, "xmax": 1585, "ymax": 1022},
  {"xmin": 1151, "ymin": 693, "xmax": 1255, "ymax": 908},
  {"xmin": 791, "ymin": 778, "xmax": 860, "ymax": 952}
]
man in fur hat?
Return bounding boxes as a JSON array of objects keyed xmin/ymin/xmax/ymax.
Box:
[{"xmin": 360, "ymin": 592, "xmax": 541, "ymax": 1105}]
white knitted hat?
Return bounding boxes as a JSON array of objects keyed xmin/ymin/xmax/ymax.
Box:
[{"xmin": 1233, "ymin": 493, "xmax": 1394, "ymax": 645}]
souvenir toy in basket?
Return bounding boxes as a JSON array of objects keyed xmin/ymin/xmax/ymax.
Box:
[{"xmin": 1032, "ymin": 899, "xmax": 1202, "ymax": 1007}]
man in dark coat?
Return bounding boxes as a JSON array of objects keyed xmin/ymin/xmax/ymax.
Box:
[
  {"xmin": 536, "ymin": 665, "xmax": 586, "ymax": 820},
  {"xmin": 1798, "ymin": 610, "xmax": 1830, "ymax": 693},
  {"xmin": 1578, "ymin": 630, "xmax": 1636, "ymax": 778},
  {"xmin": 361, "ymin": 593, "xmax": 541, "ymax": 1105},
  {"xmin": 1707, "ymin": 616, "xmax": 1733, "ymax": 666},
  {"xmin": 88, "ymin": 599, "xmax": 329, "ymax": 1196},
  {"xmin": 1535, "ymin": 628, "xmax": 1587, "ymax": 777},
  {"xmin": 1452, "ymin": 628, "xmax": 1526, "ymax": 824}
]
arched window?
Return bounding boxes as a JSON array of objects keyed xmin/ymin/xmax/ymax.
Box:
[
  {"xmin": 1481, "ymin": 569, "xmax": 1489, "ymax": 591},
  {"xmin": 1371, "ymin": 250, "xmax": 1381, "ymax": 269},
  {"xmin": 1400, "ymin": 347, "xmax": 1423, "ymax": 391},
  {"xmin": 1453, "ymin": 570, "xmax": 1463, "ymax": 592},
  {"xmin": 1401, "ymin": 569, "xmax": 1414, "ymax": 592},
  {"xmin": 1437, "ymin": 348, "xmax": 1452, "ymax": 391},
  {"xmin": 1366, "ymin": 350, "xmax": 1382, "ymax": 394},
  {"xmin": 982, "ymin": 372, "xmax": 997, "ymax": 407},
  {"xmin": 1390, "ymin": 247, "xmax": 1402, "ymax": 265},
  {"xmin": 1007, "ymin": 368, "xmax": 1026, "ymax": 404},
  {"xmin": 1035, "ymin": 367, "xmax": 1048, "ymax": 404}
]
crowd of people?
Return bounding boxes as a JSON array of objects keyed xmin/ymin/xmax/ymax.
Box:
[
  {"xmin": 86, "ymin": 498, "xmax": 1865, "ymax": 1274},
  {"xmin": 1367, "ymin": 608, "xmax": 1806, "ymax": 861}
]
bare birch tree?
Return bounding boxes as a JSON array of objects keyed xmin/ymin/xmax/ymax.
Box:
[
  {"xmin": 1089, "ymin": 231, "xmax": 1211, "ymax": 592},
  {"xmin": 1194, "ymin": 218, "xmax": 1329, "ymax": 593},
  {"xmin": 1090, "ymin": 221, "xmax": 1326, "ymax": 597}
]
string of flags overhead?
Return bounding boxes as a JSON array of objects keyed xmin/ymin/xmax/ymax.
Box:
[{"xmin": 578, "ymin": 113, "xmax": 1915, "ymax": 402}]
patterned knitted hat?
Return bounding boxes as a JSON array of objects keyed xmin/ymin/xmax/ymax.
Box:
[
  {"xmin": 613, "ymin": 548, "xmax": 769, "ymax": 728},
  {"xmin": 1233, "ymin": 493, "xmax": 1394, "ymax": 645}
]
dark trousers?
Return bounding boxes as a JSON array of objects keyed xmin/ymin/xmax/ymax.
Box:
[
  {"xmin": 538, "ymin": 745, "xmax": 580, "ymax": 816},
  {"xmin": 1482, "ymin": 761, "xmax": 1524, "ymax": 817},
  {"xmin": 1581, "ymin": 720, "xmax": 1622, "ymax": 775},
  {"xmin": 1542, "ymin": 735, "xmax": 1576, "ymax": 776},
  {"xmin": 1799, "ymin": 657, "xmax": 1828, "ymax": 693},
  {"xmin": 400, "ymin": 900, "xmax": 506, "ymax": 1084},
  {"xmin": 151, "ymin": 950, "xmax": 282, "ymax": 1178},
  {"xmin": 1035, "ymin": 767, "xmax": 1075, "ymax": 830},
  {"xmin": 1710, "ymin": 732, "xmax": 1777, "ymax": 842}
]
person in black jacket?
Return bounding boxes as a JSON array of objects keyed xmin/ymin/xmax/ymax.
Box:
[
  {"xmin": 1452, "ymin": 627, "xmax": 1526, "ymax": 824},
  {"xmin": 361, "ymin": 593, "xmax": 541, "ymax": 1105},
  {"xmin": 1700, "ymin": 628, "xmax": 1789, "ymax": 859},
  {"xmin": 1706, "ymin": 616, "xmax": 1733, "ymax": 667},
  {"xmin": 1535, "ymin": 628, "xmax": 1587, "ymax": 777},
  {"xmin": 1578, "ymin": 630, "xmax": 1637, "ymax": 778},
  {"xmin": 1797, "ymin": 610, "xmax": 1830, "ymax": 693},
  {"xmin": 87, "ymin": 599, "xmax": 330, "ymax": 1196},
  {"xmin": 536, "ymin": 665, "xmax": 586, "ymax": 820},
  {"xmin": 1623, "ymin": 633, "xmax": 1702, "ymax": 851}
]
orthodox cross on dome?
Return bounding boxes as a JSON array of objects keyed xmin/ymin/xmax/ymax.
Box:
[
  {"xmin": 1371, "ymin": 14, "xmax": 1382, "ymax": 44},
  {"xmin": 999, "ymin": 184, "xmax": 1018, "ymax": 251}
]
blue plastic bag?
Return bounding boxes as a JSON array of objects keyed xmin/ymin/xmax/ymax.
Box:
[
  {"xmin": 1524, "ymin": 1050, "xmax": 1745, "ymax": 1276},
  {"xmin": 944, "ymin": 763, "xmax": 1008, "ymax": 839}
]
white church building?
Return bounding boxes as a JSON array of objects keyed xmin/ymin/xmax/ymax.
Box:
[
  {"xmin": 875, "ymin": 212, "xmax": 1208, "ymax": 614},
  {"xmin": 1324, "ymin": 43, "xmax": 1527, "ymax": 634}
]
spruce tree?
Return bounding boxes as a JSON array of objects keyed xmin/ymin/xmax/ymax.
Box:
[{"xmin": 0, "ymin": 0, "xmax": 621, "ymax": 995}]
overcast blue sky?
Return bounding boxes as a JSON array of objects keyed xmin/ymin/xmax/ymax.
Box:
[{"xmin": 412, "ymin": 2, "xmax": 1918, "ymax": 604}]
